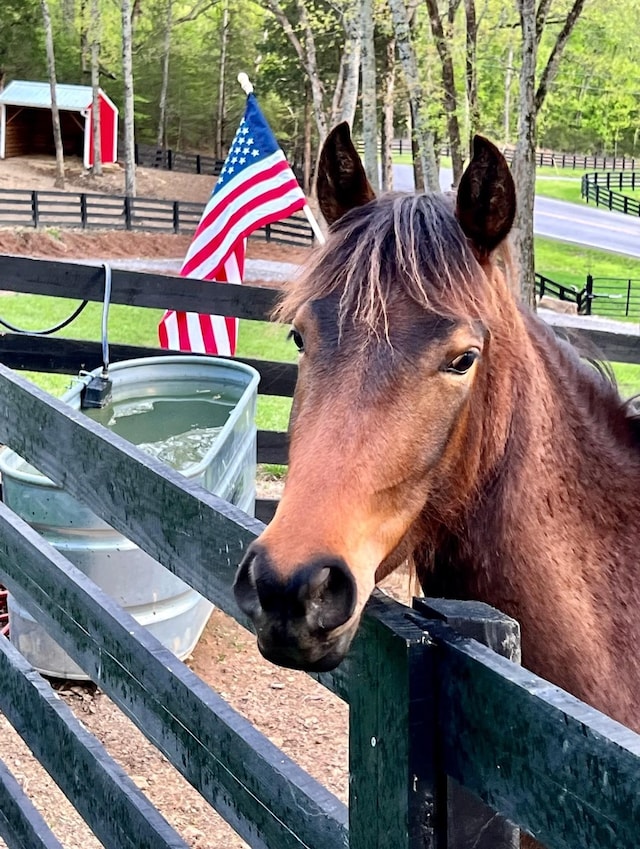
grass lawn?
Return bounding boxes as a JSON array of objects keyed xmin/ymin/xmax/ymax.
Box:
[{"xmin": 534, "ymin": 176, "xmax": 583, "ymax": 204}]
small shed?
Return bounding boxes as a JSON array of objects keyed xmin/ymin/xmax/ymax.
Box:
[{"xmin": 0, "ymin": 80, "xmax": 118, "ymax": 169}]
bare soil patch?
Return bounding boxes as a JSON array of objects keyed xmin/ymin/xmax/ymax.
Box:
[{"xmin": 0, "ymin": 155, "xmax": 411, "ymax": 849}]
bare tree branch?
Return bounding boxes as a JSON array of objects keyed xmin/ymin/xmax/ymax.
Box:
[{"xmin": 535, "ymin": 0, "xmax": 588, "ymax": 112}]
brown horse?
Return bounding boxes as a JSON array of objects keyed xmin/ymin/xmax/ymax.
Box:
[{"xmin": 234, "ymin": 124, "xmax": 640, "ymax": 734}]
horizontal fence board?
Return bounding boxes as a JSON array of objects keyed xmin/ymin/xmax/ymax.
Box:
[
  {"xmin": 0, "ymin": 616, "xmax": 188, "ymax": 849},
  {"xmin": 0, "ymin": 255, "xmax": 280, "ymax": 319},
  {"xmin": 0, "ymin": 758, "xmax": 64, "ymax": 849},
  {"xmin": 0, "ymin": 503, "xmax": 348, "ymax": 849},
  {"xmin": 256, "ymin": 430, "xmax": 288, "ymax": 464},
  {"xmin": 425, "ymin": 618, "xmax": 640, "ymax": 849},
  {"xmin": 0, "ymin": 335, "xmax": 298, "ymax": 396},
  {"xmin": 255, "ymin": 498, "xmax": 278, "ymax": 523},
  {"xmin": 548, "ymin": 320, "xmax": 640, "ymax": 363}
]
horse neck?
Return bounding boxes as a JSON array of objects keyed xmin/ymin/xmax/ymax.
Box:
[{"xmin": 422, "ymin": 308, "xmax": 640, "ymax": 721}]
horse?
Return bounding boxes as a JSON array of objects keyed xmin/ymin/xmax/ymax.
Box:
[{"xmin": 234, "ymin": 123, "xmax": 640, "ymax": 737}]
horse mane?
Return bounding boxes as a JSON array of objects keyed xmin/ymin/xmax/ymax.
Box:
[{"xmin": 274, "ymin": 192, "xmax": 509, "ymax": 340}]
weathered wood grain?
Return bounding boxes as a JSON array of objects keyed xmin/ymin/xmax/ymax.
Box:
[
  {"xmin": 0, "ymin": 501, "xmax": 348, "ymax": 849},
  {"xmin": 0, "ymin": 758, "xmax": 64, "ymax": 849},
  {"xmin": 425, "ymin": 618, "xmax": 640, "ymax": 849},
  {"xmin": 0, "ymin": 624, "xmax": 189, "ymax": 849}
]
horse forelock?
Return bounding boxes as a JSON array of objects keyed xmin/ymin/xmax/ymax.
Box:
[{"xmin": 274, "ymin": 192, "xmax": 509, "ymax": 339}]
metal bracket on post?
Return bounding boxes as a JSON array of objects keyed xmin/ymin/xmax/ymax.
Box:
[{"xmin": 414, "ymin": 598, "xmax": 521, "ymax": 849}]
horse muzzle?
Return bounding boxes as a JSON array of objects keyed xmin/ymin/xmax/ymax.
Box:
[{"xmin": 233, "ymin": 543, "xmax": 358, "ymax": 671}]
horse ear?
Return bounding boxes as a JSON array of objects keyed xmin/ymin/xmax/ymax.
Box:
[
  {"xmin": 456, "ymin": 135, "xmax": 516, "ymax": 256},
  {"xmin": 316, "ymin": 122, "xmax": 376, "ymax": 226}
]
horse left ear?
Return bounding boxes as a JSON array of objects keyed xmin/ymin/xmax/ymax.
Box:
[
  {"xmin": 456, "ymin": 135, "xmax": 516, "ymax": 256},
  {"xmin": 316, "ymin": 122, "xmax": 376, "ymax": 226}
]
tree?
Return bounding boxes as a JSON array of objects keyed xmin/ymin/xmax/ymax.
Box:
[
  {"xmin": 361, "ymin": 0, "xmax": 379, "ymax": 190},
  {"xmin": 512, "ymin": 0, "xmax": 588, "ymax": 305},
  {"xmin": 121, "ymin": 0, "xmax": 136, "ymax": 195},
  {"xmin": 90, "ymin": 0, "xmax": 102, "ymax": 176},
  {"xmin": 41, "ymin": 0, "xmax": 65, "ymax": 188},
  {"xmin": 387, "ymin": 0, "xmax": 439, "ymax": 191},
  {"xmin": 424, "ymin": 0, "xmax": 464, "ymax": 186}
]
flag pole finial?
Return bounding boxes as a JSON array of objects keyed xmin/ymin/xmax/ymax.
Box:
[{"xmin": 237, "ymin": 73, "xmax": 254, "ymax": 95}]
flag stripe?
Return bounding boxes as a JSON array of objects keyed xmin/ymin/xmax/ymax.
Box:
[{"xmin": 159, "ymin": 92, "xmax": 307, "ymax": 356}]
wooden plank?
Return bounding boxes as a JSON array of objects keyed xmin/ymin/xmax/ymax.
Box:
[
  {"xmin": 0, "ymin": 625, "xmax": 188, "ymax": 849},
  {"xmin": 256, "ymin": 430, "xmax": 288, "ymax": 464},
  {"xmin": 0, "ymin": 758, "xmax": 64, "ymax": 849},
  {"xmin": 548, "ymin": 319, "xmax": 640, "ymax": 364},
  {"xmin": 423, "ymin": 618, "xmax": 640, "ymax": 849},
  {"xmin": 0, "ymin": 335, "xmax": 298, "ymax": 396},
  {"xmin": 415, "ymin": 600, "xmax": 519, "ymax": 849},
  {"xmin": 0, "ymin": 255, "xmax": 280, "ymax": 319},
  {"xmin": 0, "ymin": 502, "xmax": 348, "ymax": 849},
  {"xmin": 348, "ymin": 592, "xmax": 445, "ymax": 849},
  {"xmin": 255, "ymin": 498, "xmax": 278, "ymax": 523}
]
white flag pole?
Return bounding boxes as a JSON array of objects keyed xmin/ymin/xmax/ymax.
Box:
[{"xmin": 237, "ymin": 72, "xmax": 326, "ymax": 246}]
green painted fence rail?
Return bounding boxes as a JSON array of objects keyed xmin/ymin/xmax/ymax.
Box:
[{"xmin": 0, "ymin": 255, "xmax": 639, "ymax": 847}]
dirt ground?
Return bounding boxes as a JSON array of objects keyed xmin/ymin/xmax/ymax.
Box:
[{"xmin": 0, "ymin": 155, "xmax": 413, "ymax": 848}]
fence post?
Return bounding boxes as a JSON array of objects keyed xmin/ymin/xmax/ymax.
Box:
[
  {"xmin": 134, "ymin": 143, "xmax": 139, "ymax": 166},
  {"xmin": 123, "ymin": 196, "xmax": 132, "ymax": 231},
  {"xmin": 80, "ymin": 194, "xmax": 88, "ymax": 229},
  {"xmin": 414, "ymin": 598, "xmax": 521, "ymax": 849},
  {"xmin": 585, "ymin": 274, "xmax": 594, "ymax": 316},
  {"xmin": 626, "ymin": 279, "xmax": 632, "ymax": 317},
  {"xmin": 196, "ymin": 155, "xmax": 201, "ymax": 175},
  {"xmin": 173, "ymin": 201, "xmax": 180, "ymax": 234},
  {"xmin": 31, "ymin": 191, "xmax": 39, "ymax": 228},
  {"xmin": 167, "ymin": 149, "xmax": 173, "ymax": 171},
  {"xmin": 348, "ymin": 593, "xmax": 446, "ymax": 849}
]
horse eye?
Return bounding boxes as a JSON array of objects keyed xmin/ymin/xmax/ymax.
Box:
[
  {"xmin": 446, "ymin": 350, "xmax": 479, "ymax": 374},
  {"xmin": 288, "ymin": 328, "xmax": 305, "ymax": 352}
]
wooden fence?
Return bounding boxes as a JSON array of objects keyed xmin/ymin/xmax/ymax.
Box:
[
  {"xmin": 0, "ymin": 187, "xmax": 315, "ymax": 247},
  {"xmin": 141, "ymin": 138, "xmax": 640, "ymax": 172},
  {"xmin": 581, "ymin": 171, "xmax": 640, "ymax": 216},
  {"xmin": 0, "ymin": 254, "xmax": 639, "ymax": 848}
]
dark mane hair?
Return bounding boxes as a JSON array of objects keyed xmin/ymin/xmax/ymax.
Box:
[{"xmin": 275, "ymin": 193, "xmax": 509, "ymax": 339}]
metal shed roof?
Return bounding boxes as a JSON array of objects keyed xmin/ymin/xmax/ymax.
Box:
[{"xmin": 0, "ymin": 80, "xmax": 115, "ymax": 112}]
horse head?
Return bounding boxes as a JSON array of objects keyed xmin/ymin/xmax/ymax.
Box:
[{"xmin": 234, "ymin": 124, "xmax": 517, "ymax": 671}]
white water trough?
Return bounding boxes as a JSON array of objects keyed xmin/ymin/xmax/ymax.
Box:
[{"xmin": 0, "ymin": 355, "xmax": 259, "ymax": 679}]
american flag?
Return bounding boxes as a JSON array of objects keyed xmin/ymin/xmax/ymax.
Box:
[{"xmin": 158, "ymin": 93, "xmax": 307, "ymax": 355}]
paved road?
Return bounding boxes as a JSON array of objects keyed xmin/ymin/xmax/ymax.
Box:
[{"xmin": 393, "ymin": 164, "xmax": 640, "ymax": 259}]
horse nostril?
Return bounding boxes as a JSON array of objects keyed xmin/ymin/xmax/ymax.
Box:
[
  {"xmin": 233, "ymin": 549, "xmax": 260, "ymax": 617},
  {"xmin": 304, "ymin": 559, "xmax": 356, "ymax": 633}
]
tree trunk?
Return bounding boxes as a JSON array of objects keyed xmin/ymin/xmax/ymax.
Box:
[
  {"xmin": 157, "ymin": 0, "xmax": 172, "ymax": 150},
  {"xmin": 535, "ymin": 0, "xmax": 588, "ymax": 113},
  {"xmin": 387, "ymin": 0, "xmax": 439, "ymax": 191},
  {"xmin": 512, "ymin": 0, "xmax": 537, "ymax": 307},
  {"xmin": 380, "ymin": 34, "xmax": 396, "ymax": 191},
  {"xmin": 121, "ymin": 0, "xmax": 136, "ymax": 196},
  {"xmin": 215, "ymin": 0, "xmax": 229, "ymax": 159},
  {"xmin": 303, "ymin": 85, "xmax": 312, "ymax": 195},
  {"xmin": 361, "ymin": 0, "xmax": 379, "ymax": 191},
  {"xmin": 424, "ymin": 0, "xmax": 464, "ymax": 186},
  {"xmin": 90, "ymin": 0, "xmax": 102, "ymax": 176},
  {"xmin": 464, "ymin": 0, "xmax": 479, "ymax": 156},
  {"xmin": 265, "ymin": 0, "xmax": 328, "ymax": 144},
  {"xmin": 331, "ymin": 0, "xmax": 362, "ymax": 126},
  {"xmin": 503, "ymin": 42, "xmax": 514, "ymax": 145},
  {"xmin": 41, "ymin": 0, "xmax": 65, "ymax": 188}
]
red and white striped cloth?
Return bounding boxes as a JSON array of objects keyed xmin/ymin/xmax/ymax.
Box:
[{"xmin": 159, "ymin": 93, "xmax": 307, "ymax": 355}]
